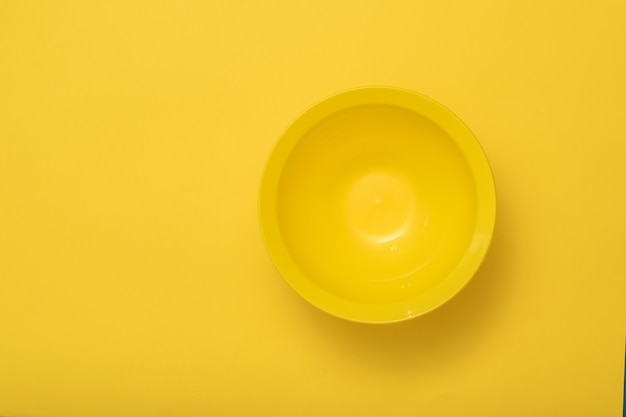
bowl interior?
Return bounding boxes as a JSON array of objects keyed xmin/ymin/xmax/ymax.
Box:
[{"xmin": 260, "ymin": 88, "xmax": 495, "ymax": 323}]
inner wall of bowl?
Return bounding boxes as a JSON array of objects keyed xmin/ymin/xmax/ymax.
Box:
[{"xmin": 277, "ymin": 104, "xmax": 477, "ymax": 304}]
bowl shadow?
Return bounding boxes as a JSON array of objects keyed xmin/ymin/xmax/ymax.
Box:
[{"xmin": 291, "ymin": 189, "xmax": 513, "ymax": 375}]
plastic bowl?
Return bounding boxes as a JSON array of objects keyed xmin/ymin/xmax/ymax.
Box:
[{"xmin": 259, "ymin": 87, "xmax": 496, "ymax": 323}]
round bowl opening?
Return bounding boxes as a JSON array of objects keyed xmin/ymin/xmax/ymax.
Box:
[{"xmin": 259, "ymin": 88, "xmax": 495, "ymax": 323}]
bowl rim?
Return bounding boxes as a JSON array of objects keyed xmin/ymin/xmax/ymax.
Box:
[{"xmin": 258, "ymin": 86, "xmax": 496, "ymax": 323}]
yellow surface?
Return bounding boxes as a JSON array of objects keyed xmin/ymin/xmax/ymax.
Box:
[
  {"xmin": 0, "ymin": 0, "xmax": 624, "ymax": 415},
  {"xmin": 259, "ymin": 87, "xmax": 496, "ymax": 323}
]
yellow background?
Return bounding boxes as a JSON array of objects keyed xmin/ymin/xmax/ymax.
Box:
[{"xmin": 1, "ymin": 1, "xmax": 624, "ymax": 415}]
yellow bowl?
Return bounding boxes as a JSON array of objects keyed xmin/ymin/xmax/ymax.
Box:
[{"xmin": 259, "ymin": 87, "xmax": 496, "ymax": 323}]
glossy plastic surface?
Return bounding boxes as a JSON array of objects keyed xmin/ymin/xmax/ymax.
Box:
[{"xmin": 259, "ymin": 87, "xmax": 496, "ymax": 323}]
